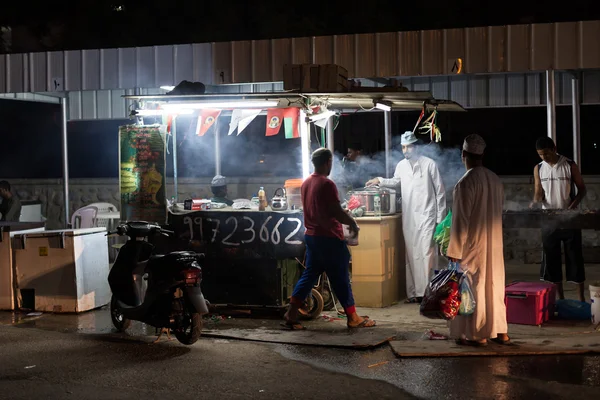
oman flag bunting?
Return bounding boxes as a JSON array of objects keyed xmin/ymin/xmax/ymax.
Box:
[
  {"xmin": 195, "ymin": 109, "xmax": 222, "ymax": 136},
  {"xmin": 265, "ymin": 108, "xmax": 299, "ymax": 139}
]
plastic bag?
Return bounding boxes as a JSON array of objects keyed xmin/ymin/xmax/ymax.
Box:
[
  {"xmin": 434, "ymin": 210, "xmax": 452, "ymax": 256},
  {"xmin": 420, "ymin": 262, "xmax": 462, "ymax": 320},
  {"xmin": 555, "ymin": 299, "xmax": 591, "ymax": 320},
  {"xmin": 458, "ymin": 268, "xmax": 476, "ymax": 316}
]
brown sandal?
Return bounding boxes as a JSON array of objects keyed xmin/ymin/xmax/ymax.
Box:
[{"xmin": 347, "ymin": 319, "xmax": 376, "ymax": 329}]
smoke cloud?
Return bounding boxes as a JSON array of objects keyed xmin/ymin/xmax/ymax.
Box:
[{"xmin": 326, "ymin": 134, "xmax": 466, "ymax": 207}]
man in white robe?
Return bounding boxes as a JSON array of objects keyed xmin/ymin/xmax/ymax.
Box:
[
  {"xmin": 447, "ymin": 134, "xmax": 510, "ymax": 346},
  {"xmin": 366, "ymin": 132, "xmax": 446, "ymax": 303}
]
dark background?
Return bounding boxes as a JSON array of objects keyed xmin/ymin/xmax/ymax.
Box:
[
  {"xmin": 1, "ymin": 98, "xmax": 599, "ymax": 179},
  {"xmin": 2, "ymin": 1, "xmax": 600, "ymax": 54}
]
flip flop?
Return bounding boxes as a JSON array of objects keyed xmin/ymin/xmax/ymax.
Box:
[
  {"xmin": 280, "ymin": 321, "xmax": 306, "ymax": 331},
  {"xmin": 490, "ymin": 337, "xmax": 512, "ymax": 345},
  {"xmin": 404, "ymin": 297, "xmax": 423, "ymax": 304},
  {"xmin": 347, "ymin": 319, "xmax": 376, "ymax": 329},
  {"xmin": 455, "ymin": 338, "xmax": 488, "ymax": 347}
]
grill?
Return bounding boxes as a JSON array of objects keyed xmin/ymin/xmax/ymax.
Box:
[{"xmin": 502, "ymin": 210, "xmax": 600, "ymax": 230}]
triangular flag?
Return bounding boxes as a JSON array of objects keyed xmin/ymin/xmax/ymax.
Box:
[
  {"xmin": 229, "ymin": 109, "xmax": 262, "ymax": 136},
  {"xmin": 237, "ymin": 110, "xmax": 261, "ymax": 136},
  {"xmin": 161, "ymin": 114, "xmax": 173, "ymax": 134},
  {"xmin": 283, "ymin": 108, "xmax": 299, "ymax": 139},
  {"xmin": 228, "ymin": 109, "xmax": 243, "ymax": 136},
  {"xmin": 196, "ymin": 109, "xmax": 221, "ymax": 136},
  {"xmin": 265, "ymin": 109, "xmax": 285, "ymax": 136}
]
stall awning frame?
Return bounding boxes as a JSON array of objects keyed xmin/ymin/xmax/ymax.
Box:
[{"xmin": 123, "ymin": 91, "xmax": 466, "ymax": 113}]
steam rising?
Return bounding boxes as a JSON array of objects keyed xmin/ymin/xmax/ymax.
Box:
[
  {"xmin": 327, "ymin": 135, "xmax": 466, "ymax": 205},
  {"xmin": 165, "ymin": 115, "xmax": 467, "ymax": 207}
]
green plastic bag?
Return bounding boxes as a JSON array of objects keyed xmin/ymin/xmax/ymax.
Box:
[{"xmin": 434, "ymin": 210, "xmax": 452, "ymax": 256}]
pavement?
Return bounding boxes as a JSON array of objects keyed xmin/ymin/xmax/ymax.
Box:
[{"xmin": 1, "ymin": 262, "xmax": 600, "ymax": 399}]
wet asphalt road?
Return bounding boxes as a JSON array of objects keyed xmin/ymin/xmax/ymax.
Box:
[{"xmin": 1, "ymin": 325, "xmax": 599, "ymax": 399}]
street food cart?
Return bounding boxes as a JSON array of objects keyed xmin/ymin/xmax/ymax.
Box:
[{"xmin": 122, "ymin": 91, "xmax": 465, "ymax": 313}]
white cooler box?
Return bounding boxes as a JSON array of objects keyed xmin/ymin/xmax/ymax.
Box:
[{"xmin": 12, "ymin": 227, "xmax": 111, "ymax": 313}]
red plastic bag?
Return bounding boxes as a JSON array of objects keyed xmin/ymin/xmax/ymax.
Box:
[{"xmin": 420, "ymin": 267, "xmax": 462, "ymax": 320}]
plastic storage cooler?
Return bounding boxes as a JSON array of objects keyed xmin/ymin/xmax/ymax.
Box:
[{"xmin": 505, "ymin": 281, "xmax": 556, "ymax": 325}]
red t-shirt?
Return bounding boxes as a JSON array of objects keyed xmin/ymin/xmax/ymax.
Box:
[{"xmin": 301, "ymin": 173, "xmax": 344, "ymax": 240}]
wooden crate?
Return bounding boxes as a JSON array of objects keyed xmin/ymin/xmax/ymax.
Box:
[{"xmin": 318, "ymin": 64, "xmax": 349, "ymax": 92}]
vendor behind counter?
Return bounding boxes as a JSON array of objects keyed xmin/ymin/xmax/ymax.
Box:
[{"xmin": 210, "ymin": 175, "xmax": 234, "ymax": 206}]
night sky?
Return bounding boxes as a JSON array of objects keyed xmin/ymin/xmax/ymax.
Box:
[{"xmin": 2, "ymin": 0, "xmax": 600, "ymax": 53}]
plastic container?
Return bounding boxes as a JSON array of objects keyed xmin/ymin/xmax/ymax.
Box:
[
  {"xmin": 258, "ymin": 187, "xmax": 267, "ymax": 211},
  {"xmin": 590, "ymin": 282, "xmax": 600, "ymax": 325},
  {"xmin": 284, "ymin": 179, "xmax": 303, "ymax": 209},
  {"xmin": 373, "ymin": 193, "xmax": 381, "ymax": 217},
  {"xmin": 505, "ymin": 282, "xmax": 556, "ymax": 325}
]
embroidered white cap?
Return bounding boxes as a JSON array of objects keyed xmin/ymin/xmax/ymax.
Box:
[
  {"xmin": 211, "ymin": 175, "xmax": 227, "ymax": 187},
  {"xmin": 463, "ymin": 134, "xmax": 486, "ymax": 155}
]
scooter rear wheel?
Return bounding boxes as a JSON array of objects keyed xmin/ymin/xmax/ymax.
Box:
[
  {"xmin": 110, "ymin": 295, "xmax": 131, "ymax": 332},
  {"xmin": 175, "ymin": 312, "xmax": 202, "ymax": 345}
]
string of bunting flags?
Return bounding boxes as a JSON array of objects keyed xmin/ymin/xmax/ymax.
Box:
[{"xmin": 157, "ymin": 106, "xmax": 329, "ymax": 139}]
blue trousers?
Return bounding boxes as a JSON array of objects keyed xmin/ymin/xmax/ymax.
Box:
[{"xmin": 292, "ymin": 235, "xmax": 355, "ymax": 309}]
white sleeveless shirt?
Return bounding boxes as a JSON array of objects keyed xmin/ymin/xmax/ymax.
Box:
[{"xmin": 538, "ymin": 155, "xmax": 575, "ymax": 210}]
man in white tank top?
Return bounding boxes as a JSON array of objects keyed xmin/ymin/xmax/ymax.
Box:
[{"xmin": 530, "ymin": 137, "xmax": 587, "ymax": 302}]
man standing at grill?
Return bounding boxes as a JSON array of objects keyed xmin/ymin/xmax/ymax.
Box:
[
  {"xmin": 530, "ymin": 137, "xmax": 587, "ymax": 302},
  {"xmin": 283, "ymin": 148, "xmax": 376, "ymax": 330},
  {"xmin": 366, "ymin": 131, "xmax": 446, "ymax": 304},
  {"xmin": 447, "ymin": 134, "xmax": 509, "ymax": 347}
]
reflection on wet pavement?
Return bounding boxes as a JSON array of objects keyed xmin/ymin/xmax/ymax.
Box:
[
  {"xmin": 3, "ymin": 308, "xmax": 600, "ymax": 399},
  {"xmin": 274, "ymin": 345, "xmax": 600, "ymax": 400},
  {"xmin": 0, "ymin": 308, "xmax": 156, "ymax": 337}
]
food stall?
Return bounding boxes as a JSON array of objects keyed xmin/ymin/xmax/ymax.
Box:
[{"xmin": 121, "ymin": 90, "xmax": 465, "ymax": 313}]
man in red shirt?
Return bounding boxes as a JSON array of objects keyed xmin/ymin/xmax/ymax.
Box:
[{"xmin": 283, "ymin": 148, "xmax": 376, "ymax": 330}]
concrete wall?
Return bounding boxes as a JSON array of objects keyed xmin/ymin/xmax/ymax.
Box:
[{"xmin": 4, "ymin": 176, "xmax": 600, "ymax": 262}]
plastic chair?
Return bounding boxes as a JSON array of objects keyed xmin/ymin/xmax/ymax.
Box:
[
  {"xmin": 87, "ymin": 202, "xmax": 118, "ymax": 229},
  {"xmin": 71, "ymin": 206, "xmax": 98, "ymax": 229}
]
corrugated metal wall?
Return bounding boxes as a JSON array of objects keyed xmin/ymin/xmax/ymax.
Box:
[
  {"xmin": 212, "ymin": 21, "xmax": 600, "ymax": 83},
  {"xmin": 0, "ymin": 44, "xmax": 213, "ymax": 93},
  {"xmin": 2, "ymin": 21, "xmax": 600, "ymax": 92}
]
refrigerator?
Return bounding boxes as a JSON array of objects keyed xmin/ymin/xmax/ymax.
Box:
[{"xmin": 12, "ymin": 227, "xmax": 111, "ymax": 313}]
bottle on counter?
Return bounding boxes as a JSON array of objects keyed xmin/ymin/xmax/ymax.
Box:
[
  {"xmin": 374, "ymin": 193, "xmax": 381, "ymax": 217},
  {"xmin": 258, "ymin": 187, "xmax": 267, "ymax": 211}
]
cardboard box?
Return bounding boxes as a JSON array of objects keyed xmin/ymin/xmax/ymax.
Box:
[
  {"xmin": 350, "ymin": 214, "xmax": 405, "ymax": 307},
  {"xmin": 283, "ymin": 64, "xmax": 323, "ymax": 92},
  {"xmin": 283, "ymin": 64, "xmax": 302, "ymax": 91},
  {"xmin": 12, "ymin": 228, "xmax": 111, "ymax": 313},
  {"xmin": 301, "ymin": 64, "xmax": 320, "ymax": 92}
]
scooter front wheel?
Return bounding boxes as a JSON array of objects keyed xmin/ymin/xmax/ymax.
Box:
[{"xmin": 110, "ymin": 295, "xmax": 131, "ymax": 332}]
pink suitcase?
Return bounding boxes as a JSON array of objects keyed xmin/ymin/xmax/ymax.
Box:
[{"xmin": 505, "ymin": 282, "xmax": 556, "ymax": 325}]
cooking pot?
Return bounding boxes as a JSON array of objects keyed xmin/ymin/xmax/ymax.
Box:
[
  {"xmin": 347, "ymin": 186, "xmax": 397, "ymax": 215},
  {"xmin": 271, "ymin": 188, "xmax": 288, "ymax": 211}
]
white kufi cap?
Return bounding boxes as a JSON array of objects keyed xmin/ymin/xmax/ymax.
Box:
[
  {"xmin": 463, "ymin": 134, "xmax": 486, "ymax": 155},
  {"xmin": 401, "ymin": 131, "xmax": 418, "ymax": 146},
  {"xmin": 211, "ymin": 175, "xmax": 227, "ymax": 187}
]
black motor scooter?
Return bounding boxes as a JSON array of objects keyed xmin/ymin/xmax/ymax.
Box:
[{"xmin": 107, "ymin": 221, "xmax": 209, "ymax": 345}]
